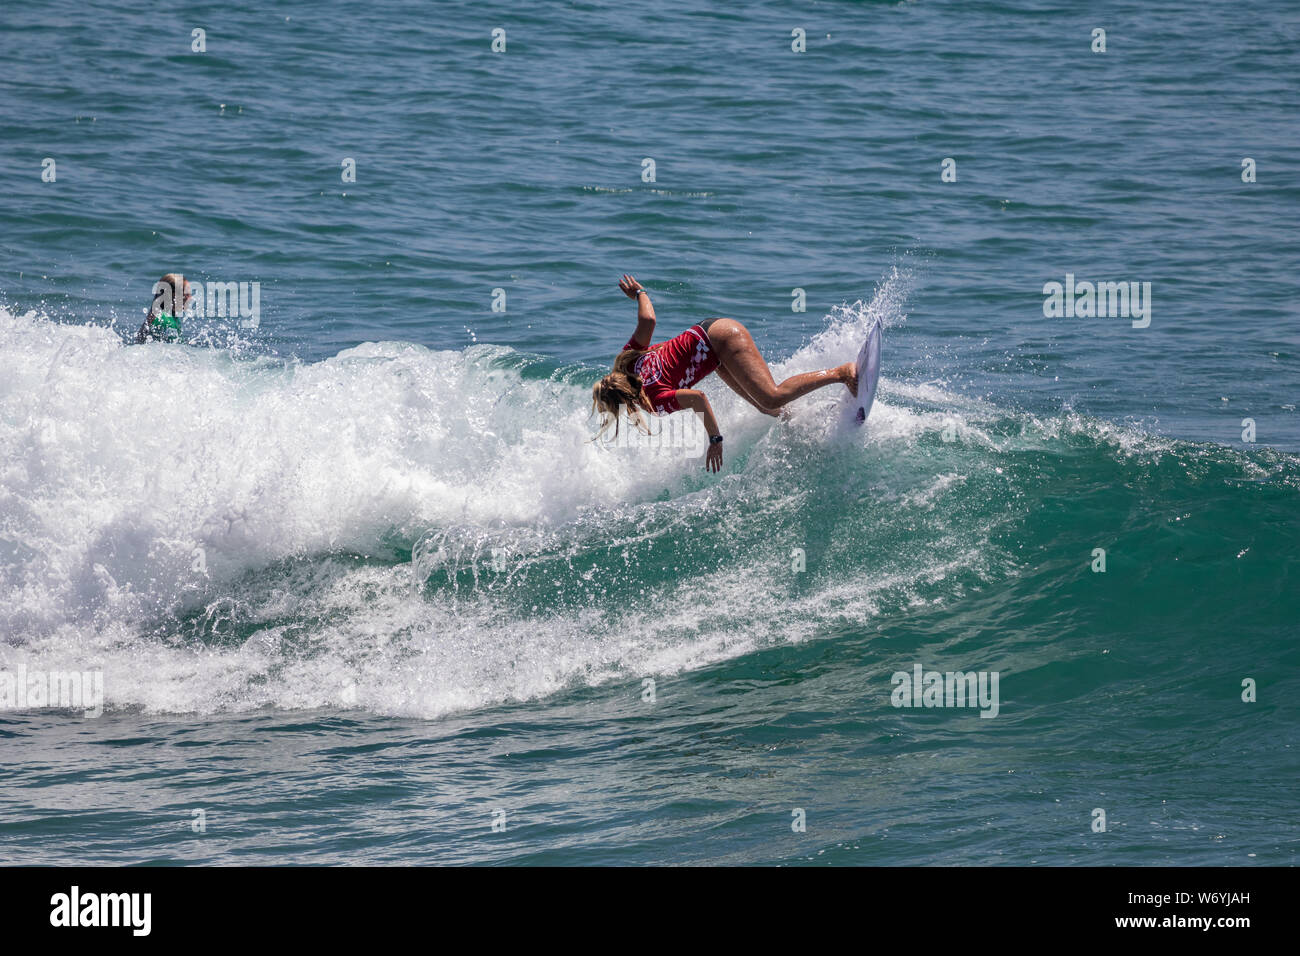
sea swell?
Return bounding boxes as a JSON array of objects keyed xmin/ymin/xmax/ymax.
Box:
[{"xmin": 1, "ymin": 274, "xmax": 1297, "ymax": 719}]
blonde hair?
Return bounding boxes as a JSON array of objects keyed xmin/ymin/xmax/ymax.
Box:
[
  {"xmin": 151, "ymin": 273, "xmax": 185, "ymax": 317},
  {"xmin": 591, "ymin": 349, "xmax": 653, "ymax": 442}
]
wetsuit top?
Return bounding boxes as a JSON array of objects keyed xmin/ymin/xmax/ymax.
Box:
[
  {"xmin": 622, "ymin": 324, "xmax": 720, "ymax": 414},
  {"xmin": 138, "ymin": 311, "xmax": 181, "ymax": 343}
]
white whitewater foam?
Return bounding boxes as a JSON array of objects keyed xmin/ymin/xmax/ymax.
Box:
[{"xmin": 0, "ymin": 272, "xmax": 1013, "ymax": 718}]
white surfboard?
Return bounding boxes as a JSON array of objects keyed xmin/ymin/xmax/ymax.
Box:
[{"xmin": 852, "ymin": 319, "xmax": 882, "ymax": 425}]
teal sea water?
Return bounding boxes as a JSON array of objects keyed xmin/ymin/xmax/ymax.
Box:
[{"xmin": 1, "ymin": 0, "xmax": 1297, "ymax": 865}]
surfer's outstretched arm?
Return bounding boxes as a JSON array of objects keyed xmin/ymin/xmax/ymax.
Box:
[
  {"xmin": 674, "ymin": 389, "xmax": 724, "ymax": 473},
  {"xmin": 620, "ymin": 274, "xmax": 655, "ymax": 347}
]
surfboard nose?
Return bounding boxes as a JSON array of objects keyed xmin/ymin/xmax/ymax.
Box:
[{"xmin": 851, "ymin": 317, "xmax": 882, "ymax": 427}]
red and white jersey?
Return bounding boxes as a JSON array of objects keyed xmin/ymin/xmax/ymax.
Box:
[{"xmin": 623, "ymin": 324, "xmax": 720, "ymax": 414}]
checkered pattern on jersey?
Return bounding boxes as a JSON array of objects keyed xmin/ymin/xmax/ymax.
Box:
[{"xmin": 676, "ymin": 331, "xmax": 711, "ymax": 387}]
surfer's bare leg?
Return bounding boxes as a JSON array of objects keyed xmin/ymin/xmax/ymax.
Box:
[
  {"xmin": 707, "ymin": 318, "xmax": 856, "ymax": 407},
  {"xmin": 715, "ymin": 363, "xmax": 780, "ymax": 417}
]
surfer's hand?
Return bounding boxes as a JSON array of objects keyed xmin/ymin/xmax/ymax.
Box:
[
  {"xmin": 619, "ymin": 274, "xmax": 643, "ymax": 299},
  {"xmin": 706, "ymin": 442, "xmax": 723, "ymax": 473}
]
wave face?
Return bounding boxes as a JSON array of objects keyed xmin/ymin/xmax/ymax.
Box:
[{"xmin": 2, "ymin": 271, "xmax": 1298, "ymax": 723}]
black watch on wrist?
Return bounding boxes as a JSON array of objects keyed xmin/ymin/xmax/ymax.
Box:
[{"xmin": 709, "ymin": 434, "xmax": 724, "ymax": 445}]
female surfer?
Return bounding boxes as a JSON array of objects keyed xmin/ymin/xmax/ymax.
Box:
[{"xmin": 592, "ymin": 275, "xmax": 858, "ymax": 472}]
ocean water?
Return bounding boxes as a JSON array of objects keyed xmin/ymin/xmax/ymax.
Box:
[{"xmin": 0, "ymin": 0, "xmax": 1297, "ymax": 865}]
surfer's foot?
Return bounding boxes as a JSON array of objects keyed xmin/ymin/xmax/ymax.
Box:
[{"xmin": 838, "ymin": 361, "xmax": 859, "ymax": 397}]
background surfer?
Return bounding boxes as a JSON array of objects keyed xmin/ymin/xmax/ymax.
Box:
[{"xmin": 136, "ymin": 273, "xmax": 191, "ymax": 343}]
